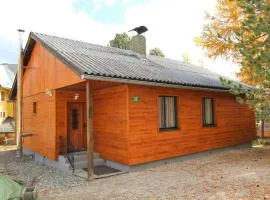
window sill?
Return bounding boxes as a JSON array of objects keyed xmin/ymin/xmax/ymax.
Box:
[
  {"xmin": 159, "ymin": 128, "xmax": 180, "ymax": 132},
  {"xmin": 203, "ymin": 124, "xmax": 217, "ymax": 128}
]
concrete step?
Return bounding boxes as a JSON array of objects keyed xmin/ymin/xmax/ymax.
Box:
[
  {"xmin": 74, "ymin": 160, "xmax": 87, "ymax": 169},
  {"xmin": 74, "ymin": 154, "xmax": 87, "ymax": 162},
  {"xmin": 94, "ymin": 152, "xmax": 99, "ymax": 158},
  {"xmin": 94, "ymin": 157, "xmax": 105, "ymax": 166},
  {"xmin": 73, "ymin": 158, "xmax": 105, "ymax": 169},
  {"xmin": 66, "ymin": 151, "xmax": 105, "ymax": 170},
  {"xmin": 72, "ymin": 151, "xmax": 100, "ymax": 158},
  {"xmin": 72, "ymin": 151, "xmax": 87, "ymax": 155}
]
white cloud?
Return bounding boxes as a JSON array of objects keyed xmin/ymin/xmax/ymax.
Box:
[{"xmin": 0, "ymin": 0, "xmax": 239, "ymax": 78}]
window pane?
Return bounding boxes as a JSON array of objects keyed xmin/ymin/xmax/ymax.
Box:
[
  {"xmin": 203, "ymin": 98, "xmax": 214, "ymax": 126},
  {"xmin": 72, "ymin": 109, "xmax": 78, "ymax": 130},
  {"xmin": 205, "ymin": 99, "xmax": 212, "ymax": 124},
  {"xmin": 33, "ymin": 102, "xmax": 37, "ymax": 114},
  {"xmin": 159, "ymin": 97, "xmax": 165, "ymax": 128},
  {"xmin": 165, "ymin": 97, "xmax": 176, "ymax": 128},
  {"xmin": 159, "ymin": 96, "xmax": 177, "ymax": 129}
]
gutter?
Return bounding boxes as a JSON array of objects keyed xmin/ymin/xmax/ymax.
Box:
[{"xmin": 81, "ymin": 74, "xmax": 229, "ymax": 93}]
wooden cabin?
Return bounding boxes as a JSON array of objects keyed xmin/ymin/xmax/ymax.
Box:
[{"xmin": 10, "ymin": 32, "xmax": 256, "ymax": 175}]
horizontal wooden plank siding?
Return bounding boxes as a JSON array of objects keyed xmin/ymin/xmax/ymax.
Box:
[
  {"xmin": 127, "ymin": 84, "xmax": 256, "ymax": 165},
  {"xmin": 22, "ymin": 41, "xmax": 84, "ymax": 160},
  {"xmin": 22, "ymin": 92, "xmax": 56, "ymax": 159},
  {"xmin": 22, "ymin": 42, "xmax": 83, "ymax": 98},
  {"xmin": 93, "ymin": 85, "xmax": 129, "ymax": 164}
]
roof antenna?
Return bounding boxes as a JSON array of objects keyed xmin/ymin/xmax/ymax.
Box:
[{"xmin": 129, "ymin": 26, "xmax": 148, "ymax": 35}]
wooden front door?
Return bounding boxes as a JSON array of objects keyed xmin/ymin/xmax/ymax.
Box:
[{"xmin": 67, "ymin": 102, "xmax": 87, "ymax": 152}]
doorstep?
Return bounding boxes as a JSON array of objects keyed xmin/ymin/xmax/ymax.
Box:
[{"xmin": 74, "ymin": 165, "xmax": 127, "ymax": 179}]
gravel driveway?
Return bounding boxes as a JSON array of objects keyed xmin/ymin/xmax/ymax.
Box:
[{"xmin": 2, "ymin": 145, "xmax": 270, "ymax": 200}]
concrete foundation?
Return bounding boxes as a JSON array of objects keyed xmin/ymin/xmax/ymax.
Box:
[
  {"xmin": 23, "ymin": 148, "xmax": 72, "ymax": 174},
  {"xmin": 103, "ymin": 143, "xmax": 252, "ymax": 172},
  {"xmin": 23, "ymin": 142, "xmax": 252, "ymax": 174}
]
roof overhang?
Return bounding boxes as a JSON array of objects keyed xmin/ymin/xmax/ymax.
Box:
[
  {"xmin": 82, "ymin": 74, "xmax": 230, "ymax": 92},
  {"xmin": 18, "ymin": 32, "xmax": 252, "ymax": 94}
]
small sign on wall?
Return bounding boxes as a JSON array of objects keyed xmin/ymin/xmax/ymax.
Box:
[{"xmin": 131, "ymin": 96, "xmax": 139, "ymax": 102}]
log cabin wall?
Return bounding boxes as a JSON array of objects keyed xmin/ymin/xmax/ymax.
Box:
[
  {"xmin": 127, "ymin": 84, "xmax": 256, "ymax": 165},
  {"xmin": 22, "ymin": 42, "xmax": 84, "ymax": 160}
]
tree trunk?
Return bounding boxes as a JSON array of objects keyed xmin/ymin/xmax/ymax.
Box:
[{"xmin": 261, "ymin": 119, "xmax": 265, "ymax": 140}]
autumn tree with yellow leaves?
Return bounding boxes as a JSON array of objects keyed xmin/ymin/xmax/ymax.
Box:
[{"xmin": 195, "ymin": 0, "xmax": 270, "ymax": 138}]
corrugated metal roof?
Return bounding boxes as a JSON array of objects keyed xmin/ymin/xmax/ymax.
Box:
[{"xmin": 23, "ymin": 32, "xmax": 251, "ymax": 90}]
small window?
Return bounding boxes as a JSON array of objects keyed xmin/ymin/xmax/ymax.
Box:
[
  {"xmin": 202, "ymin": 97, "xmax": 215, "ymax": 127},
  {"xmin": 158, "ymin": 96, "xmax": 178, "ymax": 130},
  {"xmin": 72, "ymin": 108, "xmax": 78, "ymax": 130},
  {"xmin": 0, "ymin": 112, "xmax": 2, "ymax": 118},
  {"xmin": 0, "ymin": 92, "xmax": 5, "ymax": 101},
  {"xmin": 33, "ymin": 102, "xmax": 37, "ymax": 114},
  {"xmin": 2, "ymin": 112, "xmax": 5, "ymax": 118}
]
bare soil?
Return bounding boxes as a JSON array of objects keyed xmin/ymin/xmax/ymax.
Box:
[{"xmin": 2, "ymin": 145, "xmax": 270, "ymax": 199}]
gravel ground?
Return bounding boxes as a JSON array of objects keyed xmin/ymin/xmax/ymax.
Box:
[{"xmin": 2, "ymin": 146, "xmax": 270, "ymax": 199}]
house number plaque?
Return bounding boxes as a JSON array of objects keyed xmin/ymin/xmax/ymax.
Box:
[{"xmin": 131, "ymin": 96, "xmax": 139, "ymax": 102}]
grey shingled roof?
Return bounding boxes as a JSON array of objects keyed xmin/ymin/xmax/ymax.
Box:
[
  {"xmin": 0, "ymin": 117, "xmax": 15, "ymax": 133},
  {"xmin": 23, "ymin": 32, "xmax": 251, "ymax": 91}
]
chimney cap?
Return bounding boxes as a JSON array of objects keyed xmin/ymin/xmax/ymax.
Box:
[
  {"xmin": 17, "ymin": 29, "xmax": 25, "ymax": 33},
  {"xmin": 129, "ymin": 26, "xmax": 148, "ymax": 35}
]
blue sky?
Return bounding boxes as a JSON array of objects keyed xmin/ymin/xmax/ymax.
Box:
[
  {"xmin": 72, "ymin": 0, "xmax": 146, "ymax": 24},
  {"xmin": 0, "ymin": 0, "xmax": 239, "ymax": 78}
]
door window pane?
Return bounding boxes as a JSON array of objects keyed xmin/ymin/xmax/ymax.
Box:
[{"xmin": 72, "ymin": 109, "xmax": 78, "ymax": 130}]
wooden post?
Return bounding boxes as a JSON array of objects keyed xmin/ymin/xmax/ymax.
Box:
[
  {"xmin": 16, "ymin": 29, "xmax": 24, "ymax": 158},
  {"xmin": 86, "ymin": 81, "xmax": 94, "ymax": 180},
  {"xmin": 16, "ymin": 52, "xmax": 23, "ymax": 157}
]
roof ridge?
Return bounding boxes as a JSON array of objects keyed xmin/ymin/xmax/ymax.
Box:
[{"xmin": 32, "ymin": 32, "xmax": 140, "ymax": 57}]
